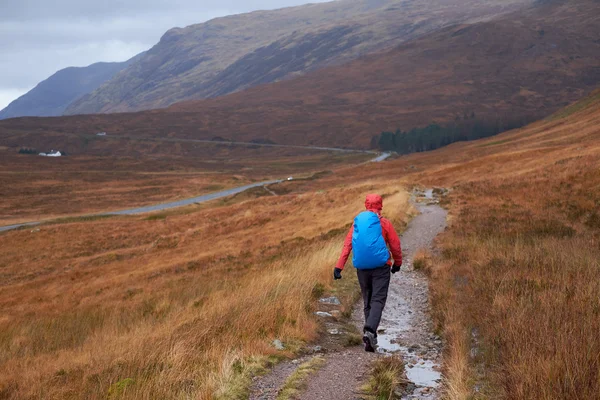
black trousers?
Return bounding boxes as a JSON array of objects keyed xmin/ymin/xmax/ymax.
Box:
[{"xmin": 356, "ymin": 266, "xmax": 391, "ymax": 334}]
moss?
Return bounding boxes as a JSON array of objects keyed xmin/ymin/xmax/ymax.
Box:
[
  {"xmin": 107, "ymin": 378, "xmax": 134, "ymax": 399},
  {"xmin": 277, "ymin": 356, "xmax": 326, "ymax": 400},
  {"xmin": 145, "ymin": 214, "xmax": 167, "ymax": 221},
  {"xmin": 311, "ymin": 282, "xmax": 326, "ymax": 299}
]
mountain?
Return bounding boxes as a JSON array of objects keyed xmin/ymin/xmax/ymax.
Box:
[
  {"xmin": 0, "ymin": 54, "xmax": 143, "ymax": 120},
  {"xmin": 161, "ymin": 0, "xmax": 600, "ymax": 146},
  {"xmin": 63, "ymin": 0, "xmax": 531, "ymax": 115},
  {"xmin": 1, "ymin": 0, "xmax": 598, "ymax": 153}
]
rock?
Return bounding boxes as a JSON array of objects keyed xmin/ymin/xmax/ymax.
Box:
[
  {"xmin": 328, "ymin": 328, "xmax": 340, "ymax": 335},
  {"xmin": 319, "ymin": 296, "xmax": 341, "ymax": 305},
  {"xmin": 315, "ymin": 311, "xmax": 333, "ymax": 318},
  {"xmin": 408, "ymin": 345, "xmax": 420, "ymax": 353},
  {"xmin": 272, "ymin": 339, "xmax": 284, "ymax": 350},
  {"xmin": 330, "ymin": 310, "xmax": 342, "ymax": 318},
  {"xmin": 377, "ymin": 328, "xmax": 386, "ymax": 334},
  {"xmin": 31, "ymin": 228, "xmax": 40, "ymax": 233},
  {"xmin": 309, "ymin": 345, "xmax": 323, "ymax": 353}
]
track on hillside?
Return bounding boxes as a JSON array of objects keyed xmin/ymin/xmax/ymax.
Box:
[
  {"xmin": 0, "ymin": 153, "xmax": 390, "ymax": 233},
  {"xmin": 250, "ymin": 189, "xmax": 447, "ymax": 400}
]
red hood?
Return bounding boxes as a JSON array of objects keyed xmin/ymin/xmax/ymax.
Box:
[{"xmin": 365, "ymin": 194, "xmax": 383, "ymax": 214}]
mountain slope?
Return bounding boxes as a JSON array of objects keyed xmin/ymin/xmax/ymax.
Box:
[
  {"xmin": 63, "ymin": 0, "xmax": 530, "ymax": 115},
  {"xmin": 1, "ymin": 0, "xmax": 598, "ymax": 153},
  {"xmin": 167, "ymin": 0, "xmax": 600, "ymax": 146},
  {"xmin": 0, "ymin": 54, "xmax": 142, "ymax": 120}
]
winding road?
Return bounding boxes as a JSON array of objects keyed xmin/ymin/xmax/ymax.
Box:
[
  {"xmin": 93, "ymin": 134, "xmax": 379, "ymax": 154},
  {"xmin": 0, "ymin": 152, "xmax": 391, "ymax": 233}
]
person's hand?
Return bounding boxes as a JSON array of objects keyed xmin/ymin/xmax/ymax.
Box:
[
  {"xmin": 333, "ymin": 268, "xmax": 342, "ymax": 280},
  {"xmin": 391, "ymin": 264, "xmax": 401, "ymax": 274}
]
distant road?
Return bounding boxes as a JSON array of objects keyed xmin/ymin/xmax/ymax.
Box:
[
  {"xmin": 99, "ymin": 180, "xmax": 283, "ymax": 216},
  {"xmin": 0, "ymin": 153, "xmax": 391, "ymax": 233},
  {"xmin": 93, "ymin": 134, "xmax": 378, "ymax": 154},
  {"xmin": 0, "ymin": 221, "xmax": 41, "ymax": 233},
  {"xmin": 371, "ymin": 152, "xmax": 391, "ymax": 162}
]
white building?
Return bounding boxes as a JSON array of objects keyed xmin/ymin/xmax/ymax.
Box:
[{"xmin": 39, "ymin": 150, "xmax": 62, "ymax": 157}]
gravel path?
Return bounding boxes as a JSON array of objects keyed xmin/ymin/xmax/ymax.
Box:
[
  {"xmin": 380, "ymin": 198, "xmax": 447, "ymax": 400},
  {"xmin": 250, "ymin": 357, "xmax": 311, "ymax": 400},
  {"xmin": 249, "ymin": 191, "xmax": 447, "ymax": 400},
  {"xmin": 300, "ymin": 347, "xmax": 376, "ymax": 399}
]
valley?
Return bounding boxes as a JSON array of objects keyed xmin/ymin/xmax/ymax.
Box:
[
  {"xmin": 1, "ymin": 0, "xmax": 600, "ymax": 398},
  {"xmin": 0, "ymin": 146, "xmax": 370, "ymax": 225},
  {"xmin": 1, "ymin": 89, "xmax": 599, "ymax": 399},
  {"xmin": 2, "ymin": 0, "xmax": 598, "ymax": 151}
]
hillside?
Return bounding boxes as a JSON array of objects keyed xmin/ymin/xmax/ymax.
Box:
[
  {"xmin": 1, "ymin": 90, "xmax": 599, "ymax": 398},
  {"xmin": 0, "ymin": 54, "xmax": 142, "ymax": 120},
  {"xmin": 1, "ymin": 0, "xmax": 597, "ymax": 153},
  {"xmin": 169, "ymin": 0, "xmax": 600, "ymax": 147},
  {"xmin": 338, "ymin": 88, "xmax": 600, "ymax": 398},
  {"xmin": 63, "ymin": 0, "xmax": 530, "ymax": 115}
]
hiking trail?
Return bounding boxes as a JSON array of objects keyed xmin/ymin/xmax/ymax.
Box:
[{"xmin": 250, "ymin": 189, "xmax": 448, "ymax": 399}]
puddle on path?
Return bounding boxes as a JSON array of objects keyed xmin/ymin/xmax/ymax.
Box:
[
  {"xmin": 405, "ymin": 359, "xmax": 442, "ymax": 387},
  {"xmin": 371, "ymin": 190, "xmax": 447, "ymax": 398}
]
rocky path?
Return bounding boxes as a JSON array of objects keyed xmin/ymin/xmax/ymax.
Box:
[
  {"xmin": 378, "ymin": 192, "xmax": 447, "ymax": 399},
  {"xmin": 249, "ymin": 190, "xmax": 447, "ymax": 400}
]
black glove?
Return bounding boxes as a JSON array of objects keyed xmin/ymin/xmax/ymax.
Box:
[
  {"xmin": 333, "ymin": 268, "xmax": 342, "ymax": 280},
  {"xmin": 391, "ymin": 265, "xmax": 401, "ymax": 274}
]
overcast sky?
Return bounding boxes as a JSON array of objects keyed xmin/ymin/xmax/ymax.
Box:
[{"xmin": 0, "ymin": 0, "xmax": 331, "ymax": 110}]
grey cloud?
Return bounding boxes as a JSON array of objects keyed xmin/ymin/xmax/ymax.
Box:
[{"xmin": 3, "ymin": 0, "xmax": 324, "ymax": 20}]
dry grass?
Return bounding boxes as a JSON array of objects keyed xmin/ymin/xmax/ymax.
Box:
[
  {"xmin": 276, "ymin": 356, "xmax": 326, "ymax": 400},
  {"xmin": 362, "ymin": 355, "xmax": 407, "ymax": 400},
  {"xmin": 411, "ymin": 248, "xmax": 431, "ymax": 271},
  {"xmin": 412, "ymin": 91, "xmax": 600, "ymax": 398},
  {"xmin": 0, "ymin": 177, "xmax": 410, "ymax": 399},
  {"xmin": 0, "ymin": 147, "xmax": 369, "ymax": 225},
  {"xmin": 318, "ymin": 89, "xmax": 600, "ymax": 398},
  {"xmin": 2, "ymin": 89, "xmax": 599, "ymax": 400}
]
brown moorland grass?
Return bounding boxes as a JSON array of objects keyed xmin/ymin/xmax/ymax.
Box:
[
  {"xmin": 2, "ymin": 92, "xmax": 599, "ymax": 399},
  {"xmin": 333, "ymin": 90, "xmax": 600, "ymax": 398},
  {"xmin": 0, "ymin": 146, "xmax": 369, "ymax": 225},
  {"xmin": 0, "ymin": 177, "xmax": 411, "ymax": 399}
]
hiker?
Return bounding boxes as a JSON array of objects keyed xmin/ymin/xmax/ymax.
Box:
[{"xmin": 334, "ymin": 194, "xmax": 402, "ymax": 352}]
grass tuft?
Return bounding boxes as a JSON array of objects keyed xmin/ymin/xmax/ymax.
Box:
[
  {"xmin": 412, "ymin": 248, "xmax": 431, "ymax": 271},
  {"xmin": 277, "ymin": 356, "xmax": 326, "ymax": 400},
  {"xmin": 363, "ymin": 355, "xmax": 407, "ymax": 400}
]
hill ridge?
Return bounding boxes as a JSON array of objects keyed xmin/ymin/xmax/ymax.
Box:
[
  {"xmin": 0, "ymin": 54, "xmax": 143, "ymax": 120},
  {"xmin": 63, "ymin": 0, "xmax": 531, "ymax": 115}
]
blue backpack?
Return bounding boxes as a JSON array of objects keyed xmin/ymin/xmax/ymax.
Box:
[{"xmin": 352, "ymin": 211, "xmax": 390, "ymax": 269}]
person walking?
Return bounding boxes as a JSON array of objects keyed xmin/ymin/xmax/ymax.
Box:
[{"xmin": 334, "ymin": 194, "xmax": 402, "ymax": 352}]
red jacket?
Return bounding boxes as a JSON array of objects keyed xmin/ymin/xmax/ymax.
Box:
[{"xmin": 336, "ymin": 195, "xmax": 402, "ymax": 270}]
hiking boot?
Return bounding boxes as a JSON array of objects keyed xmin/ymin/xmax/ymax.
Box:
[{"xmin": 363, "ymin": 331, "xmax": 377, "ymax": 352}]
